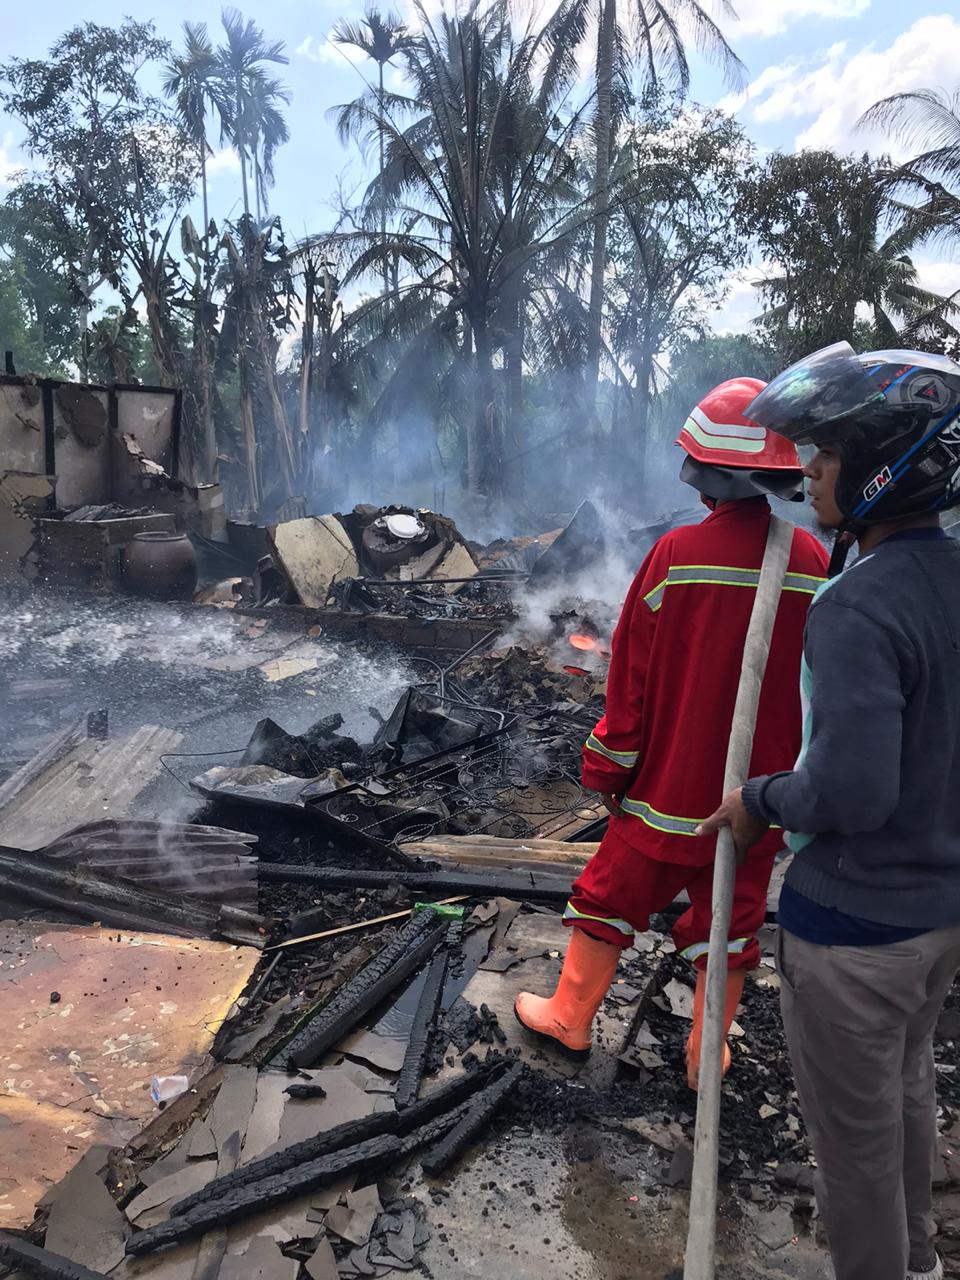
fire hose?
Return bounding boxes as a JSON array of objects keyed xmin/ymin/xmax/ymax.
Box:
[{"xmin": 683, "ymin": 514, "xmax": 794, "ymax": 1280}]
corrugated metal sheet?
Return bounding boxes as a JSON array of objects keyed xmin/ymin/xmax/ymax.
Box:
[
  {"xmin": 0, "ymin": 724, "xmax": 183, "ymax": 851},
  {"xmin": 40, "ymin": 819, "xmax": 259, "ymax": 911}
]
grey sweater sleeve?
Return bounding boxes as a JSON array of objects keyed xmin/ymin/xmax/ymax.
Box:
[{"xmin": 743, "ymin": 599, "xmax": 906, "ymax": 835}]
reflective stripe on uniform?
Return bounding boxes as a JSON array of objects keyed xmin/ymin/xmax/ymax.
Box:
[
  {"xmin": 563, "ymin": 902, "xmax": 634, "ymax": 937},
  {"xmin": 643, "ymin": 577, "xmax": 668, "ymax": 611},
  {"xmin": 679, "ymin": 937, "xmax": 752, "ymax": 964},
  {"xmin": 584, "ymin": 733, "xmax": 639, "ymax": 769},
  {"xmin": 618, "ymin": 797, "xmax": 781, "ymax": 837},
  {"xmin": 618, "ymin": 797, "xmax": 705, "ymax": 835},
  {"xmin": 643, "ymin": 564, "xmax": 826, "ymax": 612}
]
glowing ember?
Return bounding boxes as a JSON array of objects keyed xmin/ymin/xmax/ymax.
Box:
[
  {"xmin": 568, "ymin": 632, "xmax": 611, "ymax": 663},
  {"xmin": 563, "ymin": 665, "xmax": 591, "ymax": 678}
]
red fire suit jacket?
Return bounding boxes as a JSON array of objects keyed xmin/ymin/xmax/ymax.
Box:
[{"xmin": 583, "ymin": 498, "xmax": 829, "ymax": 866}]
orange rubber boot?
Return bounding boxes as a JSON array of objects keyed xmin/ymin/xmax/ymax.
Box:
[
  {"xmin": 685, "ymin": 968, "xmax": 746, "ymax": 1092},
  {"xmin": 514, "ymin": 929, "xmax": 621, "ymax": 1058}
]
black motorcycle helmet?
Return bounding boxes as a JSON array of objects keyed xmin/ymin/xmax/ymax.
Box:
[{"xmin": 745, "ymin": 342, "xmax": 960, "ymax": 525}]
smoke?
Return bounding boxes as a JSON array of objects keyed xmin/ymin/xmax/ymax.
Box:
[
  {"xmin": 504, "ymin": 545, "xmax": 637, "ymax": 651},
  {"xmin": 290, "ymin": 367, "xmax": 709, "ymax": 544},
  {"xmin": 500, "ymin": 490, "xmax": 690, "ymax": 653}
]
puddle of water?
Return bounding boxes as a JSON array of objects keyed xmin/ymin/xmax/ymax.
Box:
[{"xmin": 561, "ymin": 1152, "xmax": 686, "ymax": 1280}]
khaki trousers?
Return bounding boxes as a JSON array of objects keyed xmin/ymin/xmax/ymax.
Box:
[{"xmin": 778, "ymin": 924, "xmax": 960, "ymax": 1280}]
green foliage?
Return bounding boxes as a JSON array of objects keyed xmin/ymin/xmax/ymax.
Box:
[
  {"xmin": 740, "ymin": 149, "xmax": 959, "ymax": 362},
  {"xmin": 6, "ymin": 5, "xmax": 960, "ymax": 515},
  {"xmin": 658, "ymin": 330, "xmax": 779, "ymax": 424},
  {"xmin": 0, "ymin": 259, "xmax": 69, "ymax": 376}
]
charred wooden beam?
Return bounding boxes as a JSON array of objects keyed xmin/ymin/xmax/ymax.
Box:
[
  {"xmin": 394, "ymin": 1099, "xmax": 475, "ymax": 1156},
  {"xmin": 0, "ymin": 848, "xmax": 265, "ymax": 946},
  {"xmin": 421, "ymin": 1060, "xmax": 524, "ymax": 1176},
  {"xmin": 126, "ymin": 1134, "xmax": 401, "ymax": 1256},
  {"xmin": 276, "ymin": 911, "xmax": 447, "ymax": 1069},
  {"xmin": 395, "ymin": 943, "xmax": 449, "ymax": 1109},
  {"xmin": 170, "ymin": 1061, "xmax": 501, "ymax": 1219},
  {"xmin": 259, "ymin": 864, "xmax": 572, "ymax": 905},
  {"xmin": 0, "ymin": 1233, "xmax": 111, "ymax": 1280},
  {"xmin": 169, "ymin": 1111, "xmax": 397, "ymax": 1217}
]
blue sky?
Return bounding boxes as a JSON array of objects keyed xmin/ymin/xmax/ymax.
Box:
[{"xmin": 2, "ymin": 0, "xmax": 959, "ymax": 332}]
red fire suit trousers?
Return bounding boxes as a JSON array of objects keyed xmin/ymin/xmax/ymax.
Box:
[{"xmin": 564, "ymin": 825, "xmax": 775, "ymax": 970}]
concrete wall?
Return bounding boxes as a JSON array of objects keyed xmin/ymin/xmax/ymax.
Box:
[
  {"xmin": 0, "ymin": 378, "xmax": 179, "ymax": 513},
  {"xmin": 52, "ymin": 384, "xmax": 112, "ymax": 510},
  {"xmin": 0, "ymin": 384, "xmax": 45, "ymax": 474},
  {"xmin": 116, "ymin": 387, "xmax": 175, "ymax": 475}
]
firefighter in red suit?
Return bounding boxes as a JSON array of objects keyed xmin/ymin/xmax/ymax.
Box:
[{"xmin": 515, "ymin": 378, "xmax": 830, "ymax": 1088}]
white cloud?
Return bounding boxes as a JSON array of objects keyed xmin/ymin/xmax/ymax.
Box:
[
  {"xmin": 705, "ymin": 263, "xmax": 771, "ymax": 335},
  {"xmin": 716, "ymin": 60, "xmax": 809, "ymax": 116},
  {"xmin": 730, "ymin": 0, "xmax": 870, "ymax": 39},
  {"xmin": 206, "ymin": 146, "xmax": 241, "ymax": 177},
  {"xmin": 0, "ymin": 131, "xmax": 22, "ymax": 190},
  {"xmin": 299, "ymin": 35, "xmax": 348, "ymax": 68},
  {"xmin": 724, "ymin": 15, "xmax": 960, "ymax": 158},
  {"xmin": 914, "ymin": 256, "xmax": 960, "ymax": 301}
]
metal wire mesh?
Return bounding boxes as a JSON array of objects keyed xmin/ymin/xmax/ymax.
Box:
[{"xmin": 313, "ymin": 708, "xmax": 598, "ymax": 845}]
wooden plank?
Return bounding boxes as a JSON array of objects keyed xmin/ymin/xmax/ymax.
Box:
[{"xmin": 400, "ymin": 834, "xmax": 600, "ymax": 876}]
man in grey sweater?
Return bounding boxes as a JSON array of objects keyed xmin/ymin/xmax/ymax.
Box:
[{"xmin": 699, "ymin": 342, "xmax": 960, "ymax": 1280}]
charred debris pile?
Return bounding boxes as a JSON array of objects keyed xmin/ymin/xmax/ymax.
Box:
[
  {"xmin": 0, "ymin": 481, "xmax": 706, "ymax": 1279},
  {"xmin": 12, "ymin": 485, "xmax": 960, "ymax": 1279}
]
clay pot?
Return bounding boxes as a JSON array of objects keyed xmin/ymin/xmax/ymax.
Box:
[{"xmin": 123, "ymin": 531, "xmax": 198, "ymax": 600}]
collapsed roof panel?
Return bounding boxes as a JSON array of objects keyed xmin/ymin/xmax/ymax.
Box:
[{"xmin": 39, "ymin": 820, "xmax": 259, "ymax": 912}]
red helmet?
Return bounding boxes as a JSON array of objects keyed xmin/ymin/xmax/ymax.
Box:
[{"xmin": 677, "ymin": 378, "xmax": 802, "ymax": 471}]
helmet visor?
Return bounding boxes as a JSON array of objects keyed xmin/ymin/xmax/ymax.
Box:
[{"xmin": 745, "ymin": 342, "xmax": 884, "ymax": 444}]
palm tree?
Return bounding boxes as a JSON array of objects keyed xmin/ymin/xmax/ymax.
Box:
[
  {"xmin": 333, "ymin": 10, "xmax": 413, "ymax": 298},
  {"xmin": 546, "ymin": 0, "xmax": 744, "ymax": 400},
  {"xmin": 247, "ymin": 75, "xmax": 291, "ymax": 221},
  {"xmin": 163, "ymin": 23, "xmax": 227, "ymax": 483},
  {"xmin": 163, "ymin": 23, "xmax": 223, "ymax": 244},
  {"xmin": 757, "ymin": 210, "xmax": 960, "ymax": 356},
  {"xmin": 859, "ymin": 89, "xmax": 960, "ymax": 252},
  {"xmin": 215, "ymin": 8, "xmax": 290, "ymax": 222},
  {"xmin": 333, "ymin": 0, "xmax": 591, "ymax": 497}
]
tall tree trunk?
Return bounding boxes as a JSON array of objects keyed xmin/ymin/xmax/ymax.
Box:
[
  {"xmin": 240, "ymin": 377, "xmax": 260, "ymax": 513},
  {"xmin": 195, "ymin": 147, "xmax": 218, "ymax": 484},
  {"xmin": 240, "ymin": 149, "xmax": 251, "ymax": 221},
  {"xmin": 633, "ymin": 339, "xmax": 654, "ymax": 493},
  {"xmin": 378, "ymin": 62, "xmax": 389, "ymax": 303},
  {"xmin": 504, "ymin": 291, "xmax": 525, "ymax": 497},
  {"xmin": 237, "ymin": 81, "xmax": 251, "ymax": 221},
  {"xmin": 78, "ymin": 236, "xmax": 97, "ymax": 384},
  {"xmin": 586, "ymin": 0, "xmax": 617, "ymax": 404},
  {"xmin": 299, "ymin": 262, "xmax": 316, "ymax": 494},
  {"xmin": 471, "ymin": 311, "xmax": 502, "ymax": 500},
  {"xmin": 196, "ymin": 297, "xmax": 218, "ymax": 484},
  {"xmin": 201, "ymin": 146, "xmax": 210, "ymax": 246}
]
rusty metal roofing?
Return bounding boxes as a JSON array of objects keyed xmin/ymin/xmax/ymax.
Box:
[
  {"xmin": 0, "ymin": 921, "xmax": 259, "ymax": 1229},
  {"xmin": 39, "ymin": 819, "xmax": 259, "ymax": 912}
]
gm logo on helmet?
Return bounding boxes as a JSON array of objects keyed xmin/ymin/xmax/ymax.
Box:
[{"xmin": 863, "ymin": 466, "xmax": 893, "ymax": 502}]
